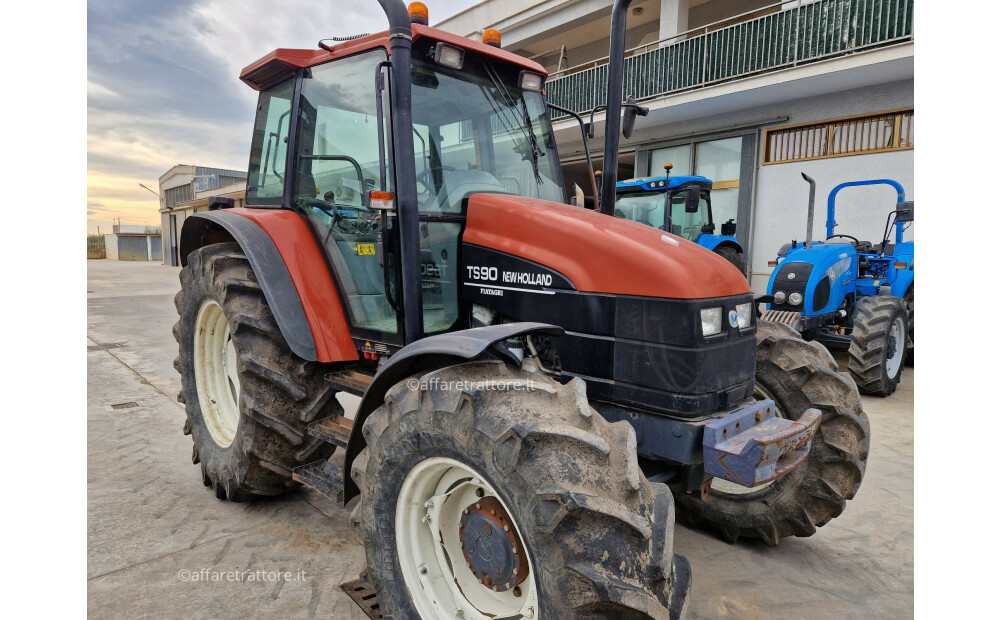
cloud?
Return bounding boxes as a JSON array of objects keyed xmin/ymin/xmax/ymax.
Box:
[{"xmin": 87, "ymin": 0, "xmax": 479, "ymax": 234}]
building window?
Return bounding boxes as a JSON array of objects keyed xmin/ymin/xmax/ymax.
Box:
[{"xmin": 763, "ymin": 109, "xmax": 914, "ymax": 165}]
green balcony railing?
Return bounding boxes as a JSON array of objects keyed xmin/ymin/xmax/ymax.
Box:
[{"xmin": 546, "ymin": 0, "xmax": 913, "ymax": 119}]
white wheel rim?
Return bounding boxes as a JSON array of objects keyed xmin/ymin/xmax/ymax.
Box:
[
  {"xmin": 710, "ymin": 383, "xmax": 782, "ymax": 496},
  {"xmin": 886, "ymin": 315, "xmax": 905, "ymax": 378},
  {"xmin": 395, "ymin": 457, "xmax": 539, "ymax": 619},
  {"xmin": 193, "ymin": 299, "xmax": 240, "ymax": 448}
]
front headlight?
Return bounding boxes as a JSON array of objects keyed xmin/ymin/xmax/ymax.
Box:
[
  {"xmin": 701, "ymin": 307, "xmax": 722, "ymax": 336},
  {"xmin": 735, "ymin": 302, "xmax": 753, "ymax": 328},
  {"xmin": 773, "ymin": 290, "xmax": 787, "ymax": 304},
  {"xmin": 788, "ymin": 291, "xmax": 803, "ymax": 306}
]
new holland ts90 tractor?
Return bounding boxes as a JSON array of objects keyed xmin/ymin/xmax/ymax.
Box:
[
  {"xmin": 172, "ymin": 1, "xmax": 869, "ymax": 617},
  {"xmin": 762, "ymin": 173, "xmax": 914, "ymax": 397}
]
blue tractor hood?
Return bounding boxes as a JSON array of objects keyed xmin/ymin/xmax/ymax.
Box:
[{"xmin": 767, "ymin": 242, "xmax": 857, "ymax": 317}]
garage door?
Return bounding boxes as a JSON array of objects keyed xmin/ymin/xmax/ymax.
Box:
[{"xmin": 118, "ymin": 236, "xmax": 149, "ymax": 261}]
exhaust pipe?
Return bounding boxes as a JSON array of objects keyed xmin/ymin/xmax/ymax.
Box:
[
  {"xmin": 599, "ymin": 0, "xmax": 637, "ymax": 215},
  {"xmin": 802, "ymin": 172, "xmax": 816, "ymax": 248}
]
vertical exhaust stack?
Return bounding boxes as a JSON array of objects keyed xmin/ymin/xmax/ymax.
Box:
[
  {"xmin": 599, "ymin": 0, "xmax": 638, "ymax": 215},
  {"xmin": 801, "ymin": 172, "xmax": 816, "ymax": 248}
]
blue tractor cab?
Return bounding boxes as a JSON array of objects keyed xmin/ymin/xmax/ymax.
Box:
[
  {"xmin": 763, "ymin": 174, "xmax": 914, "ymax": 396},
  {"xmin": 613, "ymin": 164, "xmax": 746, "ymax": 272}
]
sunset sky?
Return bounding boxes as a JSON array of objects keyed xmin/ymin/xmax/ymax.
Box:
[{"xmin": 87, "ymin": 0, "xmax": 478, "ymax": 234}]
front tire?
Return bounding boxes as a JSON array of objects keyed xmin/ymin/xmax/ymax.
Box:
[
  {"xmin": 848, "ymin": 296, "xmax": 908, "ymax": 396},
  {"xmin": 173, "ymin": 243, "xmax": 340, "ymax": 500},
  {"xmin": 353, "ymin": 359, "xmax": 688, "ymax": 619},
  {"xmin": 675, "ymin": 321, "xmax": 870, "ymax": 546}
]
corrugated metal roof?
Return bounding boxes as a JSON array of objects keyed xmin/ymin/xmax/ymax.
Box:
[{"xmin": 194, "ymin": 167, "xmax": 248, "ymax": 192}]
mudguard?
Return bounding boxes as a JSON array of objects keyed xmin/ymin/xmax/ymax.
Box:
[
  {"xmin": 342, "ymin": 322, "xmax": 564, "ymax": 502},
  {"xmin": 697, "ymin": 234, "xmax": 742, "ymax": 254},
  {"xmin": 179, "ymin": 209, "xmax": 357, "ymax": 363}
]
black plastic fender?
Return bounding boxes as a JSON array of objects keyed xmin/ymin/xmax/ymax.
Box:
[
  {"xmin": 342, "ymin": 322, "xmax": 563, "ymax": 502},
  {"xmin": 179, "ymin": 211, "xmax": 318, "ymax": 361}
]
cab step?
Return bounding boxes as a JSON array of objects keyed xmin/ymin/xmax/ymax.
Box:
[
  {"xmin": 292, "ymin": 460, "xmax": 345, "ymax": 503},
  {"xmin": 325, "ymin": 369, "xmax": 374, "ymax": 397},
  {"xmin": 307, "ymin": 415, "xmax": 353, "ymax": 449}
]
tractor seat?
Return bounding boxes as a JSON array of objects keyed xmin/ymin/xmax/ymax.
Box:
[
  {"xmin": 853, "ymin": 240, "xmax": 874, "ymax": 254},
  {"xmin": 874, "ymin": 242, "xmax": 895, "ymax": 255}
]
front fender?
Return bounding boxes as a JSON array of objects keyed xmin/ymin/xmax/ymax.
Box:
[{"xmin": 342, "ymin": 322, "xmax": 563, "ymax": 503}]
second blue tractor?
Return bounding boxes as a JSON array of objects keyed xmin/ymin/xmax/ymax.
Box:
[{"xmin": 762, "ymin": 174, "xmax": 914, "ymax": 397}]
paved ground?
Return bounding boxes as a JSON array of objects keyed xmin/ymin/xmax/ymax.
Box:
[{"xmin": 87, "ymin": 259, "xmax": 913, "ymax": 618}]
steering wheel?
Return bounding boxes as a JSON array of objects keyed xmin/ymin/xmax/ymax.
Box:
[
  {"xmin": 298, "ymin": 197, "xmax": 376, "ymax": 234},
  {"xmin": 826, "ymin": 234, "xmax": 860, "ymax": 245},
  {"xmin": 416, "ymin": 166, "xmax": 456, "ymax": 192}
]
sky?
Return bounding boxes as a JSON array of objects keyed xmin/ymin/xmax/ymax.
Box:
[{"xmin": 87, "ymin": 0, "xmax": 479, "ymax": 234}]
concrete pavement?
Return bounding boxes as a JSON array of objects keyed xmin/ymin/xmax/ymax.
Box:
[{"xmin": 87, "ymin": 259, "xmax": 913, "ymax": 618}]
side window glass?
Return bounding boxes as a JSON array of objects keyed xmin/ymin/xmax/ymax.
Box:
[
  {"xmin": 246, "ymin": 77, "xmax": 293, "ymax": 204},
  {"xmin": 420, "ymin": 221, "xmax": 462, "ymax": 335}
]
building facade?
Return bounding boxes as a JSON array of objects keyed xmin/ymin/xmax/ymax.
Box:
[
  {"xmin": 157, "ymin": 165, "xmax": 248, "ymax": 266},
  {"xmin": 438, "ymin": 0, "xmax": 914, "ymax": 292}
]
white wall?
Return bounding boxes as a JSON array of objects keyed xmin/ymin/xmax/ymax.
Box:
[{"xmin": 104, "ymin": 234, "xmax": 119, "ymax": 261}]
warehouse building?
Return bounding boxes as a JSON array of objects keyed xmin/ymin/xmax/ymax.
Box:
[
  {"xmin": 157, "ymin": 165, "xmax": 248, "ymax": 266},
  {"xmin": 437, "ymin": 0, "xmax": 914, "ymax": 292}
]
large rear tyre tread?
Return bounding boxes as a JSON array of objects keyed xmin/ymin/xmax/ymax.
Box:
[
  {"xmin": 713, "ymin": 245, "xmax": 745, "ymax": 275},
  {"xmin": 847, "ymin": 296, "xmax": 908, "ymax": 396},
  {"xmin": 174, "ymin": 243, "xmax": 340, "ymax": 501},
  {"xmin": 354, "ymin": 359, "xmax": 687, "ymax": 619},
  {"xmin": 675, "ymin": 321, "xmax": 870, "ymax": 546}
]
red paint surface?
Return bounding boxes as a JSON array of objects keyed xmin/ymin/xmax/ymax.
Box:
[
  {"xmin": 463, "ymin": 195, "xmax": 751, "ymax": 299},
  {"xmin": 231, "ymin": 209, "xmax": 358, "ymax": 363}
]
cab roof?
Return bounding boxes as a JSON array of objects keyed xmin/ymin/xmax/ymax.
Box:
[
  {"xmin": 240, "ymin": 23, "xmax": 547, "ymax": 91},
  {"xmin": 616, "ymin": 175, "xmax": 713, "ymax": 193}
]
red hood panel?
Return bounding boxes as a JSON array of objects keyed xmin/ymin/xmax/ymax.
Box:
[{"xmin": 463, "ymin": 194, "xmax": 750, "ymax": 299}]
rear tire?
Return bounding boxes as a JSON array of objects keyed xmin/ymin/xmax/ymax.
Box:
[
  {"xmin": 174, "ymin": 243, "xmax": 340, "ymax": 500},
  {"xmin": 675, "ymin": 321, "xmax": 869, "ymax": 546},
  {"xmin": 353, "ymin": 359, "xmax": 688, "ymax": 619},
  {"xmin": 714, "ymin": 245, "xmax": 745, "ymax": 274},
  {"xmin": 847, "ymin": 296, "xmax": 908, "ymax": 396}
]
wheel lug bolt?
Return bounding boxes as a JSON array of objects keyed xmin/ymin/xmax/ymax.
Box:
[{"xmin": 503, "ymin": 525, "xmax": 509, "ymax": 532}]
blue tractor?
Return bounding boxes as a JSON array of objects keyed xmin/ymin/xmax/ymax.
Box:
[
  {"xmin": 612, "ymin": 164, "xmax": 746, "ymax": 273},
  {"xmin": 762, "ymin": 174, "xmax": 914, "ymax": 397}
]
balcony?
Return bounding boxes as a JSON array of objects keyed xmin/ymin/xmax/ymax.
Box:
[{"xmin": 545, "ymin": 0, "xmax": 914, "ymax": 119}]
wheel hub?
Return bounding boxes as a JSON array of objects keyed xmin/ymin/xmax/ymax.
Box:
[{"xmin": 459, "ymin": 496, "xmax": 527, "ymax": 591}]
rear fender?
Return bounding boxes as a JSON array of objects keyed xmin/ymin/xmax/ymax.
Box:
[
  {"xmin": 342, "ymin": 322, "xmax": 563, "ymax": 503},
  {"xmin": 179, "ymin": 209, "xmax": 357, "ymax": 363}
]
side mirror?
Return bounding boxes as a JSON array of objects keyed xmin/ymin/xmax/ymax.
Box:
[
  {"xmin": 622, "ymin": 96, "xmax": 649, "ymax": 139},
  {"xmin": 897, "ymin": 201, "xmax": 914, "ymax": 222},
  {"xmin": 684, "ymin": 188, "xmax": 701, "ymax": 213}
]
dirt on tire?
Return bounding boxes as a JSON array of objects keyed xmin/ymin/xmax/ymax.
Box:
[
  {"xmin": 174, "ymin": 242, "xmax": 340, "ymax": 500},
  {"xmin": 675, "ymin": 320, "xmax": 870, "ymax": 546}
]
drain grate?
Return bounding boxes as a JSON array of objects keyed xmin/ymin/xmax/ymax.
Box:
[
  {"xmin": 111, "ymin": 402, "xmax": 139, "ymax": 410},
  {"xmin": 341, "ymin": 578, "xmax": 382, "ymax": 619}
]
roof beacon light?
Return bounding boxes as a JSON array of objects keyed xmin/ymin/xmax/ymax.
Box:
[
  {"xmin": 434, "ymin": 43, "xmax": 465, "ymax": 69},
  {"xmin": 483, "ymin": 28, "xmax": 502, "ymax": 47},
  {"xmin": 663, "ymin": 163, "xmax": 673, "ymax": 177},
  {"xmin": 519, "ymin": 70, "xmax": 544, "ymax": 92},
  {"xmin": 408, "ymin": 2, "xmax": 429, "ymax": 25}
]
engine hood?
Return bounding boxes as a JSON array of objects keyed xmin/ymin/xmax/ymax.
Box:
[{"xmin": 463, "ymin": 194, "xmax": 749, "ymax": 299}]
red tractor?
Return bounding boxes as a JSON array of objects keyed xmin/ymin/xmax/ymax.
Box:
[{"xmin": 173, "ymin": 1, "xmax": 869, "ymax": 617}]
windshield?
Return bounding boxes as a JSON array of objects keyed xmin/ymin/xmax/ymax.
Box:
[
  {"xmin": 409, "ymin": 51, "xmax": 564, "ymax": 212},
  {"xmin": 615, "ymin": 187, "xmax": 711, "ymax": 241}
]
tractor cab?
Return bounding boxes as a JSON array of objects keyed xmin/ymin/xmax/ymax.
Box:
[{"xmin": 613, "ymin": 165, "xmax": 745, "ymax": 271}]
